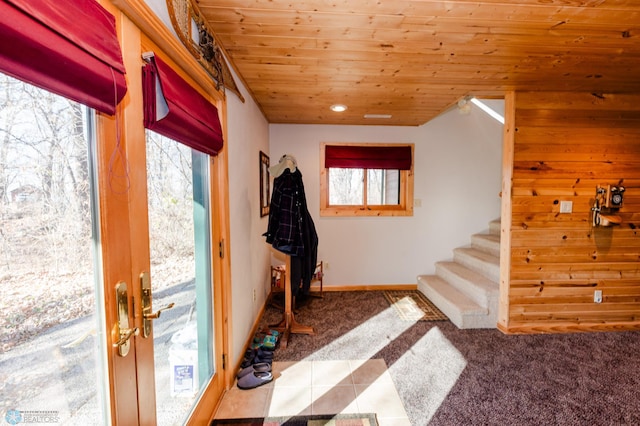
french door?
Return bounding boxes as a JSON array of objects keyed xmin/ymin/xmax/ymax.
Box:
[
  {"xmin": 96, "ymin": 99, "xmax": 227, "ymax": 424},
  {"xmin": 96, "ymin": 10, "xmax": 229, "ymax": 423},
  {"xmin": 0, "ymin": 72, "xmax": 227, "ymax": 425},
  {"xmin": 0, "ymin": 0, "xmax": 230, "ymax": 419}
]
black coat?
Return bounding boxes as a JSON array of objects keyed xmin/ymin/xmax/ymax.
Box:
[{"xmin": 263, "ymin": 169, "xmax": 318, "ymax": 296}]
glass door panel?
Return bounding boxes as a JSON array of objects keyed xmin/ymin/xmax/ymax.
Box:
[
  {"xmin": 0, "ymin": 75, "xmax": 108, "ymax": 424},
  {"xmin": 145, "ymin": 131, "xmax": 215, "ymax": 425}
]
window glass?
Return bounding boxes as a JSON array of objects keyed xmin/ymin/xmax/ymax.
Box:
[
  {"xmin": 328, "ymin": 168, "xmax": 363, "ymax": 205},
  {"xmin": 0, "ymin": 74, "xmax": 109, "ymax": 425},
  {"xmin": 145, "ymin": 131, "xmax": 214, "ymax": 423},
  {"xmin": 367, "ymin": 169, "xmax": 400, "ymax": 205}
]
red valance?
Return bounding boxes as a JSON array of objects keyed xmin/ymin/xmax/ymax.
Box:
[
  {"xmin": 143, "ymin": 54, "xmax": 223, "ymax": 156},
  {"xmin": 0, "ymin": 0, "xmax": 127, "ymax": 115},
  {"xmin": 325, "ymin": 145, "xmax": 412, "ymax": 170}
]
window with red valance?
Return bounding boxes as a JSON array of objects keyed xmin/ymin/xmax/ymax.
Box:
[
  {"xmin": 321, "ymin": 143, "xmax": 414, "ymax": 217},
  {"xmin": 0, "ymin": 0, "xmax": 127, "ymax": 115},
  {"xmin": 142, "ymin": 53, "xmax": 224, "ymax": 156}
]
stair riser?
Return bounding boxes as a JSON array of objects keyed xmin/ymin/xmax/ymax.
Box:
[
  {"xmin": 470, "ymin": 235, "xmax": 500, "ymax": 257},
  {"xmin": 453, "ymin": 250, "xmax": 500, "ymax": 282},
  {"xmin": 418, "ymin": 278, "xmax": 470, "ymax": 328},
  {"xmin": 435, "ymin": 263, "xmax": 490, "ymax": 307},
  {"xmin": 489, "ymin": 220, "xmax": 501, "ymax": 235},
  {"xmin": 418, "ymin": 278, "xmax": 498, "ymax": 329}
]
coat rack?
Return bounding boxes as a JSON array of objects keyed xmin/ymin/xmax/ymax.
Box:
[{"xmin": 270, "ymin": 255, "xmax": 314, "ymax": 348}]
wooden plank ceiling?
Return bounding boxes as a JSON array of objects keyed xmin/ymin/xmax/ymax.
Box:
[{"xmin": 198, "ymin": 0, "xmax": 640, "ymax": 126}]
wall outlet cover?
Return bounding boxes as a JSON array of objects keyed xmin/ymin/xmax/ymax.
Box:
[{"xmin": 594, "ymin": 290, "xmax": 602, "ymax": 303}]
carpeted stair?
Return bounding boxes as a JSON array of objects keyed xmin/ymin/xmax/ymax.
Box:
[{"xmin": 417, "ymin": 219, "xmax": 500, "ymax": 329}]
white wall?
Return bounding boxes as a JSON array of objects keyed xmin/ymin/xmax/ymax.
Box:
[
  {"xmin": 269, "ymin": 105, "xmax": 503, "ymax": 286},
  {"xmin": 225, "ymin": 78, "xmax": 271, "ymax": 362}
]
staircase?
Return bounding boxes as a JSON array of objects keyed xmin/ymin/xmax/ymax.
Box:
[{"xmin": 417, "ymin": 219, "xmax": 500, "ymax": 329}]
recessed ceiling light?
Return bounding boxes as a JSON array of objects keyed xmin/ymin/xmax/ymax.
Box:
[
  {"xmin": 330, "ymin": 104, "xmax": 347, "ymax": 112},
  {"xmin": 364, "ymin": 114, "xmax": 392, "ymax": 119}
]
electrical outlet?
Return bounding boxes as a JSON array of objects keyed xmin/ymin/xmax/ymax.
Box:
[
  {"xmin": 252, "ymin": 289, "xmax": 256, "ymax": 302},
  {"xmin": 594, "ymin": 290, "xmax": 602, "ymax": 303},
  {"xmin": 324, "ymin": 262, "xmax": 329, "ymax": 270}
]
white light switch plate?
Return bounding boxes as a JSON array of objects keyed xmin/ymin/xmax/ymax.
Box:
[{"xmin": 560, "ymin": 201, "xmax": 573, "ymax": 213}]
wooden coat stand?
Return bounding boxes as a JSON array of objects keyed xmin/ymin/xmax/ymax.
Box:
[{"xmin": 270, "ymin": 255, "xmax": 314, "ymax": 348}]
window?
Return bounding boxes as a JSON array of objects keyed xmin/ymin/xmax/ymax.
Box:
[
  {"xmin": 320, "ymin": 143, "xmax": 414, "ymax": 216},
  {"xmin": 0, "ymin": 73, "xmax": 109, "ymax": 424}
]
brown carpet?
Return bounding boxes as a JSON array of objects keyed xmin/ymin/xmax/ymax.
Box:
[
  {"xmin": 382, "ymin": 290, "xmax": 448, "ymax": 321},
  {"xmin": 211, "ymin": 413, "xmax": 377, "ymax": 425},
  {"xmin": 259, "ymin": 291, "xmax": 640, "ymax": 426}
]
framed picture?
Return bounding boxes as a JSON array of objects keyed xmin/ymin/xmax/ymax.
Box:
[{"xmin": 260, "ymin": 151, "xmax": 270, "ymax": 217}]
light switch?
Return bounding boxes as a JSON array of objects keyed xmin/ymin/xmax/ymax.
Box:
[{"xmin": 560, "ymin": 201, "xmax": 572, "ymax": 213}]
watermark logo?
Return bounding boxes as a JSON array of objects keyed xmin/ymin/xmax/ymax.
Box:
[
  {"xmin": 4, "ymin": 410, "xmax": 59, "ymax": 424},
  {"xmin": 5, "ymin": 411, "xmax": 22, "ymax": 425}
]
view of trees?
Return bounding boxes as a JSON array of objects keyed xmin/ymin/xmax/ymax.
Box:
[
  {"xmin": 0, "ymin": 74, "xmax": 200, "ymax": 423},
  {"xmin": 328, "ymin": 167, "xmax": 400, "ymax": 206},
  {"xmin": 0, "ymin": 75, "xmax": 195, "ymax": 353},
  {"xmin": 146, "ymin": 131, "xmax": 196, "ymax": 265},
  {"xmin": 0, "ymin": 75, "xmax": 94, "ymax": 352}
]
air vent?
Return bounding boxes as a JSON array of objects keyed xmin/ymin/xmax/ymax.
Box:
[{"xmin": 363, "ymin": 114, "xmax": 392, "ymax": 119}]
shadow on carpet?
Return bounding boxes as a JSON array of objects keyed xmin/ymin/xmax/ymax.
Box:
[
  {"xmin": 211, "ymin": 413, "xmax": 377, "ymax": 426},
  {"xmin": 383, "ymin": 290, "xmax": 448, "ymax": 321}
]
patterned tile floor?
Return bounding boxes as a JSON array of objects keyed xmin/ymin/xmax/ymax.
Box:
[{"xmin": 214, "ymin": 359, "xmax": 411, "ymax": 425}]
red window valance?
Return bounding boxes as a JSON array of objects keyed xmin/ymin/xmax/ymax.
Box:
[
  {"xmin": 0, "ymin": 0, "xmax": 127, "ymax": 115},
  {"xmin": 325, "ymin": 145, "xmax": 412, "ymax": 170},
  {"xmin": 143, "ymin": 54, "xmax": 224, "ymax": 156}
]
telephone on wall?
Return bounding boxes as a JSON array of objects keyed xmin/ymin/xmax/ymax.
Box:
[
  {"xmin": 604, "ymin": 185, "xmax": 625, "ymax": 208},
  {"xmin": 592, "ymin": 184, "xmax": 625, "ymax": 227}
]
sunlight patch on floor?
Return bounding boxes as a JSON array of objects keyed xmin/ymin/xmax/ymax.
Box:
[
  {"xmin": 389, "ymin": 326, "xmax": 467, "ymax": 424},
  {"xmin": 301, "ymin": 305, "xmax": 419, "ymax": 361}
]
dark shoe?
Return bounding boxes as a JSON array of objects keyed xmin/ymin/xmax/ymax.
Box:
[
  {"xmin": 237, "ymin": 371, "xmax": 273, "ymax": 389},
  {"xmin": 240, "ymin": 348, "xmax": 273, "ymax": 368},
  {"xmin": 237, "ymin": 362, "xmax": 272, "ymax": 379}
]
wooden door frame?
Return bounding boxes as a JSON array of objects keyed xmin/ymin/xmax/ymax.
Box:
[{"xmin": 99, "ymin": 0, "xmax": 232, "ymax": 423}]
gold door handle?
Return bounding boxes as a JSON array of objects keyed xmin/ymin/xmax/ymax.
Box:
[
  {"xmin": 114, "ymin": 281, "xmax": 137, "ymax": 357},
  {"xmin": 143, "ymin": 302, "xmax": 175, "ymax": 320},
  {"xmin": 140, "ymin": 272, "xmax": 176, "ymax": 338},
  {"xmin": 113, "ymin": 326, "xmax": 139, "ymax": 348}
]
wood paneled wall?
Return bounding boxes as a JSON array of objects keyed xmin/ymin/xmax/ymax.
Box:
[{"xmin": 499, "ymin": 92, "xmax": 640, "ymax": 334}]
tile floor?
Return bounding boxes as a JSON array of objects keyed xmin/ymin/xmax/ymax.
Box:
[{"xmin": 214, "ymin": 359, "xmax": 411, "ymax": 425}]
